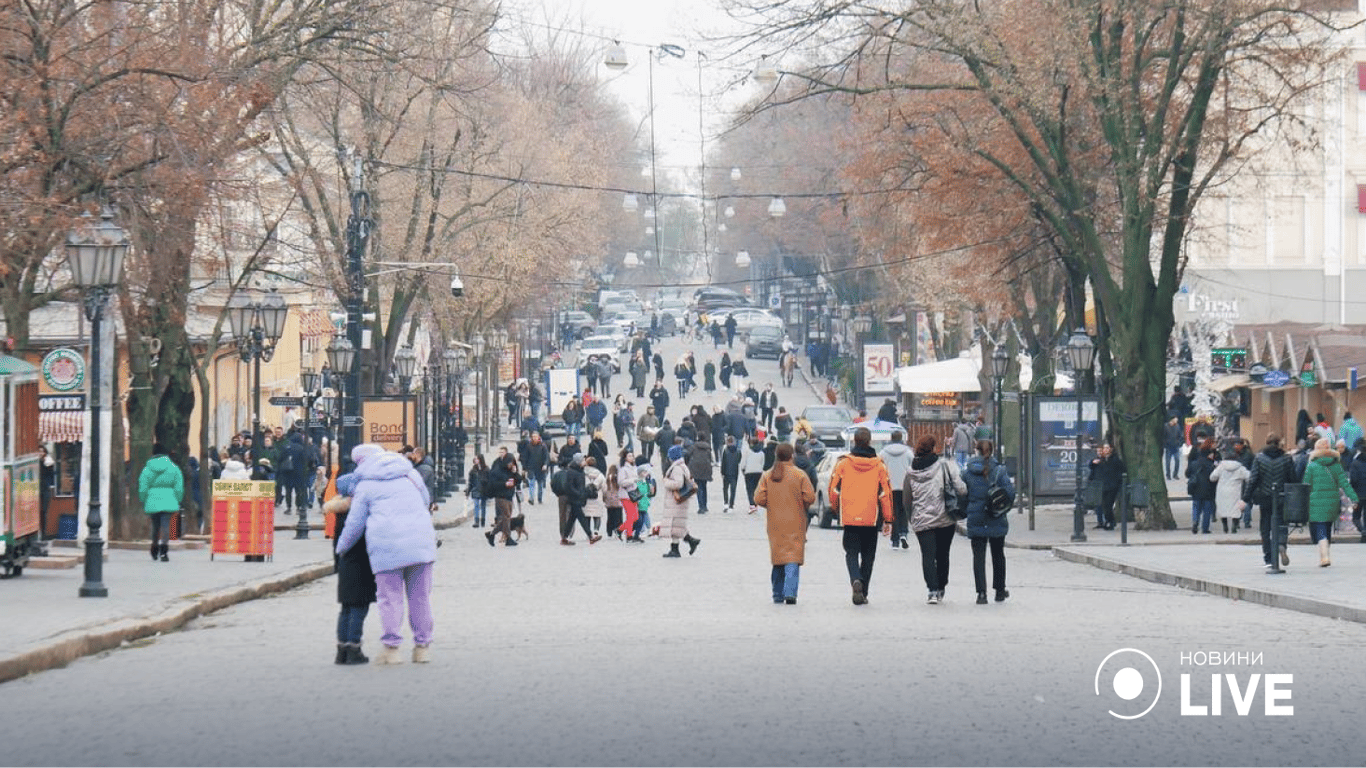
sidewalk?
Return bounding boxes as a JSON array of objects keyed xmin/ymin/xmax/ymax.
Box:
[{"xmin": 0, "ymin": 495, "xmax": 468, "ymax": 685}]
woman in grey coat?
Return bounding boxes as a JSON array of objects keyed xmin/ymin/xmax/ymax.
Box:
[{"xmin": 904, "ymin": 435, "xmax": 966, "ymax": 605}]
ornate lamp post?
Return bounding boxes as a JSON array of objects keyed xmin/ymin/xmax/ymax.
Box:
[
  {"xmin": 394, "ymin": 346, "xmax": 417, "ymax": 448},
  {"xmin": 327, "ymin": 336, "xmax": 356, "ymax": 457},
  {"xmin": 68, "ymin": 209, "xmax": 128, "ymax": 598},
  {"xmin": 1066, "ymin": 330, "xmax": 1096, "ymax": 543},
  {"xmin": 471, "ymin": 332, "xmax": 487, "ymax": 457},
  {"xmin": 989, "ymin": 345, "xmax": 1010, "ymax": 457},
  {"xmin": 852, "ymin": 313, "xmax": 873, "ymax": 411},
  {"xmin": 226, "ymin": 289, "xmax": 289, "ymax": 447},
  {"xmin": 445, "ymin": 348, "xmax": 468, "ymax": 493},
  {"xmin": 489, "ymin": 329, "xmax": 508, "ymax": 445},
  {"xmin": 295, "ymin": 367, "xmax": 322, "ymax": 540}
]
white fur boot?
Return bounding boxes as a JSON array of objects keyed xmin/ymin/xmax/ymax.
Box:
[{"xmin": 375, "ymin": 645, "xmax": 404, "ymax": 665}]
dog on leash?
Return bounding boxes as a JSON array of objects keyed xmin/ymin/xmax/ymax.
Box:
[{"xmin": 508, "ymin": 514, "xmax": 528, "ymax": 540}]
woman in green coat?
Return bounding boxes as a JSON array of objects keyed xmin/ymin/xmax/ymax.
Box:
[
  {"xmin": 138, "ymin": 443, "xmax": 185, "ymax": 562},
  {"xmin": 1303, "ymin": 439, "xmax": 1357, "ymax": 567}
]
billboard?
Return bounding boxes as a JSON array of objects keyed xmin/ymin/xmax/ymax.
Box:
[
  {"xmin": 862, "ymin": 344, "xmax": 896, "ymax": 394},
  {"xmin": 361, "ymin": 397, "xmax": 418, "ymax": 451},
  {"xmin": 1031, "ymin": 396, "xmax": 1103, "ymax": 497}
]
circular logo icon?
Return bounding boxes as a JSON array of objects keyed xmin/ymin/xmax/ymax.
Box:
[
  {"xmin": 41, "ymin": 348, "xmax": 85, "ymax": 392},
  {"xmin": 1095, "ymin": 648, "xmax": 1162, "ymax": 719}
]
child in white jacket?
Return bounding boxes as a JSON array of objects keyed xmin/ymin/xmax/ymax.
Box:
[{"xmin": 1209, "ymin": 450, "xmax": 1251, "ymax": 533}]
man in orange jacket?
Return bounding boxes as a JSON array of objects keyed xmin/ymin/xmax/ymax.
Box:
[{"xmin": 829, "ymin": 427, "xmax": 894, "ymax": 605}]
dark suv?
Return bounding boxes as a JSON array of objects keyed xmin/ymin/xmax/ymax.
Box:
[{"xmin": 745, "ymin": 325, "xmax": 785, "ymax": 359}]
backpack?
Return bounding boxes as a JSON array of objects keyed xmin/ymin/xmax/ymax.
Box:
[
  {"xmin": 551, "ymin": 469, "xmax": 570, "ymax": 497},
  {"xmin": 279, "ymin": 449, "xmax": 295, "ymax": 473},
  {"xmin": 986, "ymin": 464, "xmax": 1012, "ymax": 518}
]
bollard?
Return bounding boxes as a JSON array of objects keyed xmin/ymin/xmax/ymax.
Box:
[
  {"xmin": 1267, "ymin": 482, "xmax": 1285, "ymax": 576},
  {"xmin": 1120, "ymin": 473, "xmax": 1129, "ymax": 546}
]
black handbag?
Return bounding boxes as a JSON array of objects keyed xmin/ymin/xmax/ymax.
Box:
[
  {"xmin": 627, "ymin": 487, "xmax": 643, "ymax": 503},
  {"xmin": 941, "ymin": 462, "xmax": 966, "ymax": 520}
]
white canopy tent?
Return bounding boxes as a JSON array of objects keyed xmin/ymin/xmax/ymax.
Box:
[{"xmin": 895, "ymin": 355, "xmax": 982, "ymax": 393}]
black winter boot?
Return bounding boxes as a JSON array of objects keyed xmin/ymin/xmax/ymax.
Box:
[
  {"xmin": 684, "ymin": 535, "xmax": 701, "ymax": 555},
  {"xmin": 343, "ymin": 643, "xmax": 369, "ymax": 665},
  {"xmin": 159, "ymin": 543, "xmax": 169, "ymax": 562},
  {"xmin": 1221, "ymin": 519, "xmax": 1229, "ymax": 533},
  {"xmin": 335, "ymin": 643, "xmax": 348, "ymax": 665},
  {"xmin": 663, "ymin": 543, "xmax": 681, "ymax": 558},
  {"xmin": 150, "ymin": 542, "xmax": 159, "ymax": 561}
]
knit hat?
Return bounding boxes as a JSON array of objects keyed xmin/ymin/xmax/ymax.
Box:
[
  {"xmin": 351, "ymin": 444, "xmax": 384, "ymax": 464},
  {"xmin": 668, "ymin": 445, "xmax": 685, "ymax": 463}
]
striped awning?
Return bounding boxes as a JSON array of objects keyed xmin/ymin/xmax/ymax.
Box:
[
  {"xmin": 39, "ymin": 411, "xmax": 84, "ymax": 443},
  {"xmin": 299, "ymin": 310, "xmax": 337, "ymax": 338}
]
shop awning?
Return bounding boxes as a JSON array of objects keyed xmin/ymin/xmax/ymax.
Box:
[
  {"xmin": 895, "ymin": 356, "xmax": 982, "ymax": 393},
  {"xmin": 1206, "ymin": 374, "xmax": 1251, "ymax": 392},
  {"xmin": 39, "ymin": 411, "xmax": 84, "ymax": 443},
  {"xmin": 298, "ymin": 309, "xmax": 337, "ymax": 338}
]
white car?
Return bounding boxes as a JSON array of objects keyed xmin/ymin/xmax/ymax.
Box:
[
  {"xmin": 577, "ymin": 336, "xmax": 622, "ymax": 373},
  {"xmin": 723, "ymin": 307, "xmax": 784, "ymax": 335},
  {"xmin": 591, "ymin": 323, "xmax": 628, "ymax": 351},
  {"xmin": 811, "ymin": 425, "xmax": 902, "ymax": 528}
]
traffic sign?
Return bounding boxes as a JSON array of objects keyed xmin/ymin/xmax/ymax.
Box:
[
  {"xmin": 342, "ymin": 416, "xmax": 364, "ymax": 427},
  {"xmin": 768, "ymin": 295, "xmax": 782, "ymax": 309},
  {"xmin": 268, "ymin": 396, "xmax": 305, "ymax": 407},
  {"xmin": 1262, "ymin": 370, "xmax": 1290, "ymax": 388}
]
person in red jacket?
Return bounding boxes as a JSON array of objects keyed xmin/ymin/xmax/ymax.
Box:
[{"xmin": 828, "ymin": 427, "xmax": 894, "ymax": 605}]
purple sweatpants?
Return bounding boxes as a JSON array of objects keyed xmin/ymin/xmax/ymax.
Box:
[{"xmin": 375, "ymin": 561, "xmax": 434, "ymax": 648}]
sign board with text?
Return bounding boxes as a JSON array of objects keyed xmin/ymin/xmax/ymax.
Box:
[
  {"xmin": 1031, "ymin": 396, "xmax": 1102, "ymax": 498},
  {"xmin": 862, "ymin": 344, "xmax": 896, "ymax": 394},
  {"xmin": 210, "ymin": 480, "xmax": 274, "ymax": 559},
  {"xmin": 361, "ymin": 397, "xmax": 417, "ymax": 451}
]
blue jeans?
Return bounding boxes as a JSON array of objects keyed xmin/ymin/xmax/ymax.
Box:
[
  {"xmin": 1192, "ymin": 499, "xmax": 1215, "ymax": 532},
  {"xmin": 567, "ymin": 422, "xmax": 582, "ymax": 437},
  {"xmin": 696, "ymin": 480, "xmax": 708, "ymax": 512},
  {"xmin": 956, "ymin": 451, "xmax": 968, "ymax": 470},
  {"xmin": 771, "ymin": 563, "xmax": 800, "ymax": 602},
  {"xmin": 471, "ymin": 496, "xmax": 488, "ymax": 525},
  {"xmin": 1309, "ymin": 521, "xmax": 1333, "ymax": 543},
  {"xmin": 336, "ymin": 603, "xmax": 370, "ymax": 643},
  {"xmin": 1163, "ymin": 447, "xmax": 1182, "ymax": 479},
  {"xmin": 528, "ymin": 471, "xmax": 546, "ymax": 503}
]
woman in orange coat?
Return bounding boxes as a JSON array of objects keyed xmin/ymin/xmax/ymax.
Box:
[
  {"xmin": 828, "ymin": 427, "xmax": 894, "ymax": 605},
  {"xmin": 755, "ymin": 443, "xmax": 816, "ymax": 604}
]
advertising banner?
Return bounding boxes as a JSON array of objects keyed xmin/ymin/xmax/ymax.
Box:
[
  {"xmin": 1032, "ymin": 396, "xmax": 1102, "ymax": 497},
  {"xmin": 361, "ymin": 397, "xmax": 418, "ymax": 450},
  {"xmin": 862, "ymin": 344, "xmax": 896, "ymax": 394},
  {"xmin": 210, "ymin": 480, "xmax": 274, "ymax": 559}
]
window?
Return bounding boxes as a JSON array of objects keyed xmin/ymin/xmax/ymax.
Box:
[{"xmin": 54, "ymin": 442, "xmax": 81, "ymax": 497}]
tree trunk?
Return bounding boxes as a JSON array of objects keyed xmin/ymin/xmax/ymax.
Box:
[{"xmin": 1106, "ymin": 292, "xmax": 1178, "ymax": 530}]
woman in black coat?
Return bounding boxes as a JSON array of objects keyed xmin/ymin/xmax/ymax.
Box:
[{"xmin": 325, "ymin": 459, "xmax": 377, "ymax": 665}]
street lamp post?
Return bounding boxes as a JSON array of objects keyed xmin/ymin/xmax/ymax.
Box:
[
  {"xmin": 68, "ymin": 208, "xmax": 128, "ymax": 598},
  {"xmin": 327, "ymin": 337, "xmax": 357, "ymax": 457},
  {"xmin": 295, "ymin": 368, "xmax": 322, "ymax": 540},
  {"xmin": 489, "ymin": 329, "xmax": 508, "ymax": 445},
  {"xmin": 226, "ymin": 289, "xmax": 289, "ymax": 448},
  {"xmin": 472, "ymin": 333, "xmax": 487, "ymax": 457},
  {"xmin": 427, "ymin": 363, "xmax": 443, "ymax": 496},
  {"xmin": 1066, "ymin": 329, "xmax": 1096, "ymax": 543},
  {"xmin": 444, "ymin": 348, "xmax": 467, "ymax": 493},
  {"xmin": 394, "ymin": 346, "xmax": 417, "ymax": 449},
  {"xmin": 989, "ymin": 346, "xmax": 1009, "ymax": 457}
]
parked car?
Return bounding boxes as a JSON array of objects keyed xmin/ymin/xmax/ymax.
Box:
[
  {"xmin": 811, "ymin": 425, "xmax": 901, "ymax": 528},
  {"xmin": 656, "ymin": 298, "xmax": 688, "ymax": 335},
  {"xmin": 744, "ymin": 325, "xmax": 786, "ymax": 359},
  {"xmin": 591, "ymin": 323, "xmax": 628, "ymax": 351},
  {"xmin": 562, "ymin": 311, "xmax": 596, "ymax": 340},
  {"xmin": 576, "ymin": 336, "xmax": 622, "ymax": 373},
  {"xmin": 725, "ymin": 308, "xmax": 784, "ymax": 335},
  {"xmin": 799, "ymin": 405, "xmax": 854, "ymax": 448}
]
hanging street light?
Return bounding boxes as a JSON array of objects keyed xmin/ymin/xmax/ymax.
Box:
[
  {"xmin": 604, "ymin": 42, "xmax": 628, "ymax": 70},
  {"xmin": 622, "ymin": 193, "xmax": 639, "ymax": 212},
  {"xmin": 730, "ymin": 167, "xmax": 742, "ymax": 181},
  {"xmin": 735, "ymin": 250, "xmax": 751, "ymax": 268},
  {"xmin": 753, "ymin": 56, "xmax": 778, "ymax": 84},
  {"xmin": 768, "ymin": 197, "xmax": 787, "ymax": 217}
]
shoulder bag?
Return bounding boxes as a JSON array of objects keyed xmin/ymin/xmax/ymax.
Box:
[{"xmin": 941, "ymin": 461, "xmax": 966, "ymax": 520}]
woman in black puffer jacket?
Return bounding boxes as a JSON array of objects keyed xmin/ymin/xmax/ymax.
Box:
[{"xmin": 963, "ymin": 440, "xmax": 1015, "ymax": 605}]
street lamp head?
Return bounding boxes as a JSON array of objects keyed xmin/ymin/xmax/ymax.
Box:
[
  {"xmin": 604, "ymin": 42, "xmax": 628, "ymax": 70},
  {"xmin": 735, "ymin": 250, "xmax": 751, "ymax": 268},
  {"xmin": 66, "ymin": 207, "xmax": 129, "ymax": 289},
  {"xmin": 730, "ymin": 167, "xmax": 742, "ymax": 181},
  {"xmin": 394, "ymin": 346, "xmax": 418, "ymax": 380},
  {"xmin": 258, "ymin": 288, "xmax": 289, "ymax": 343},
  {"xmin": 326, "ymin": 336, "xmax": 355, "ymax": 375},
  {"xmin": 1066, "ymin": 329, "xmax": 1096, "ymax": 373},
  {"xmin": 493, "ymin": 328, "xmax": 508, "ymax": 349},
  {"xmin": 767, "ymin": 197, "xmax": 787, "ymax": 218},
  {"xmin": 472, "ymin": 332, "xmax": 486, "ymax": 359},
  {"xmin": 622, "ymin": 193, "xmax": 639, "ymax": 212},
  {"xmin": 990, "ymin": 346, "xmax": 1010, "ymax": 379},
  {"xmin": 301, "ymin": 368, "xmax": 320, "ymax": 394},
  {"xmin": 226, "ymin": 293, "xmax": 255, "ymax": 341},
  {"xmin": 623, "ymin": 251, "xmax": 640, "ymax": 268},
  {"xmin": 753, "ymin": 56, "xmax": 778, "ymax": 84}
]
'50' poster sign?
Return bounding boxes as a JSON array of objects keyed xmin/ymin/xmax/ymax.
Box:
[{"xmin": 863, "ymin": 344, "xmax": 896, "ymax": 394}]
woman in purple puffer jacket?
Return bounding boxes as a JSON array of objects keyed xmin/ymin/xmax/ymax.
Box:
[{"xmin": 336, "ymin": 445, "xmax": 437, "ymax": 665}]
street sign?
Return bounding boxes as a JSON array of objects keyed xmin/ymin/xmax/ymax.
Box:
[
  {"xmin": 268, "ymin": 396, "xmax": 305, "ymax": 407},
  {"xmin": 1263, "ymin": 370, "xmax": 1290, "ymax": 388},
  {"xmin": 768, "ymin": 295, "xmax": 782, "ymax": 309},
  {"xmin": 342, "ymin": 416, "xmax": 364, "ymax": 427}
]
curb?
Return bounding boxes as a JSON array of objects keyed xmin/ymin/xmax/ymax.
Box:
[
  {"xmin": 1052, "ymin": 547, "xmax": 1366, "ymax": 625},
  {"xmin": 0, "ymin": 560, "xmax": 334, "ymax": 686},
  {"xmin": 0, "ymin": 510, "xmax": 471, "ymax": 686}
]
